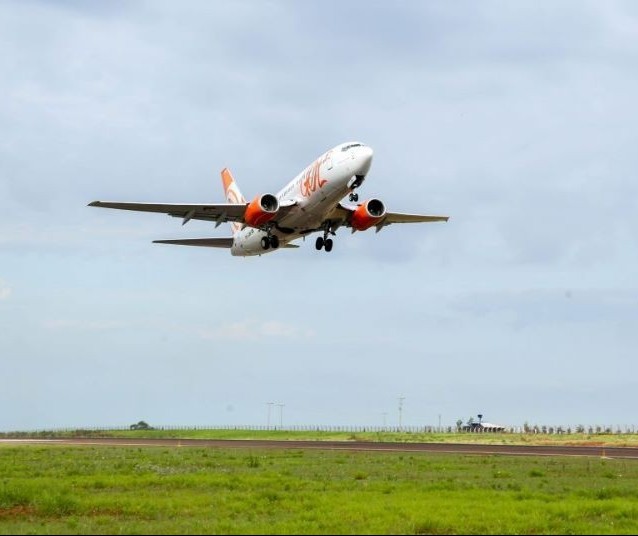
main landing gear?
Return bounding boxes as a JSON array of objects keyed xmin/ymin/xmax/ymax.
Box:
[
  {"xmin": 315, "ymin": 223, "xmax": 335, "ymax": 253},
  {"xmin": 349, "ymin": 192, "xmax": 359, "ymax": 202},
  {"xmin": 315, "ymin": 236, "xmax": 333, "ymax": 252},
  {"xmin": 260, "ymin": 234, "xmax": 279, "ymax": 250}
]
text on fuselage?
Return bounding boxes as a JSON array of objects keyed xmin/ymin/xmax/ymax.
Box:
[{"xmin": 300, "ymin": 152, "xmax": 331, "ymax": 198}]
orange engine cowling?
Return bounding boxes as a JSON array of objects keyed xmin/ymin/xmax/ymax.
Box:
[
  {"xmin": 350, "ymin": 199, "xmax": 386, "ymax": 231},
  {"xmin": 244, "ymin": 194, "xmax": 279, "ymax": 227}
]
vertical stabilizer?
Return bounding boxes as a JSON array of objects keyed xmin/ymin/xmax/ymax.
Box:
[{"xmin": 221, "ymin": 168, "xmax": 245, "ymax": 235}]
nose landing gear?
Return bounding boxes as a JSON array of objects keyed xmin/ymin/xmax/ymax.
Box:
[{"xmin": 347, "ymin": 174, "xmax": 365, "ymax": 203}]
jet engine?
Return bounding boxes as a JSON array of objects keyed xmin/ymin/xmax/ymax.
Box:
[
  {"xmin": 350, "ymin": 198, "xmax": 386, "ymax": 231},
  {"xmin": 244, "ymin": 194, "xmax": 279, "ymax": 227}
]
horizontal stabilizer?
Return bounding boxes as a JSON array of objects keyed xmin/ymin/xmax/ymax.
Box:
[
  {"xmin": 153, "ymin": 238, "xmax": 301, "ymax": 249},
  {"xmin": 153, "ymin": 238, "xmax": 234, "ymax": 248}
]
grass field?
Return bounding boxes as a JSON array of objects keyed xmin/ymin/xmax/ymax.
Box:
[
  {"xmin": 4, "ymin": 428, "xmax": 638, "ymax": 447},
  {"xmin": 1, "ymin": 443, "xmax": 637, "ymax": 534}
]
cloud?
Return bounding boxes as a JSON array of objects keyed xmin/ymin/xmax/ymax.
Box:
[
  {"xmin": 43, "ymin": 319, "xmax": 124, "ymax": 331},
  {"xmin": 200, "ymin": 319, "xmax": 315, "ymax": 341},
  {"xmin": 0, "ymin": 280, "xmax": 11, "ymax": 300}
]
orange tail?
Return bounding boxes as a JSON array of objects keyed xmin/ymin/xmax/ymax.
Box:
[{"xmin": 220, "ymin": 168, "xmax": 245, "ymax": 235}]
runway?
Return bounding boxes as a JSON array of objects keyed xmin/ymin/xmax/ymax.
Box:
[{"xmin": 3, "ymin": 438, "xmax": 638, "ymax": 459}]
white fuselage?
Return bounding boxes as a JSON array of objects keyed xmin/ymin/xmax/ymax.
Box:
[{"xmin": 230, "ymin": 142, "xmax": 373, "ymax": 256}]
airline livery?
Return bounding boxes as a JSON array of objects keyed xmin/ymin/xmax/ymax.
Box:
[{"xmin": 89, "ymin": 142, "xmax": 448, "ymax": 256}]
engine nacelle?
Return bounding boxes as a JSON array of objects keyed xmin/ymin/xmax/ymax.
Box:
[
  {"xmin": 350, "ymin": 198, "xmax": 386, "ymax": 231},
  {"xmin": 244, "ymin": 194, "xmax": 279, "ymax": 227}
]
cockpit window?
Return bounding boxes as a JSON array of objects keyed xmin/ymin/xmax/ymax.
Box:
[{"xmin": 341, "ymin": 143, "xmax": 363, "ymax": 152}]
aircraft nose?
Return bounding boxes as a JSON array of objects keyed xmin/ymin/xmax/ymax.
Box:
[{"xmin": 356, "ymin": 146, "xmax": 374, "ymax": 176}]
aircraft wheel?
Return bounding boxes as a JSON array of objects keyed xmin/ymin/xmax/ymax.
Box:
[
  {"xmin": 261, "ymin": 237, "xmax": 270, "ymax": 250},
  {"xmin": 315, "ymin": 236, "xmax": 324, "ymax": 250},
  {"xmin": 324, "ymin": 238, "xmax": 333, "ymax": 252},
  {"xmin": 349, "ymin": 193, "xmax": 359, "ymax": 202},
  {"xmin": 270, "ymin": 235, "xmax": 279, "ymax": 249}
]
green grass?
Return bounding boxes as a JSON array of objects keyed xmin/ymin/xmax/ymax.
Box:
[{"xmin": 1, "ymin": 444, "xmax": 638, "ymax": 534}]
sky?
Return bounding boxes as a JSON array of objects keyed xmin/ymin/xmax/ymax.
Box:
[{"xmin": 1, "ymin": 1, "xmax": 637, "ymax": 431}]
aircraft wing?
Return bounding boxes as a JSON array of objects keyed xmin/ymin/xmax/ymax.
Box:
[
  {"xmin": 380, "ymin": 212, "xmax": 449, "ymax": 225},
  {"xmin": 153, "ymin": 238, "xmax": 300, "ymax": 248},
  {"xmin": 327, "ymin": 203, "xmax": 449, "ymax": 232},
  {"xmin": 89, "ymin": 201, "xmax": 247, "ymax": 226},
  {"xmin": 88, "ymin": 200, "xmax": 296, "ymax": 228}
]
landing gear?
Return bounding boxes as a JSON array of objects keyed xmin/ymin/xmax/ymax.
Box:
[
  {"xmin": 316, "ymin": 224, "xmax": 335, "ymax": 252},
  {"xmin": 261, "ymin": 233, "xmax": 279, "ymax": 250},
  {"xmin": 349, "ymin": 193, "xmax": 359, "ymax": 202}
]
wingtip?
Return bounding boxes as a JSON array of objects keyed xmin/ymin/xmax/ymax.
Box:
[{"xmin": 88, "ymin": 201, "xmax": 100, "ymax": 207}]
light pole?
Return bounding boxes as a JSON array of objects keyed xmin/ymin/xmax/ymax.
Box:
[
  {"xmin": 267, "ymin": 402, "xmax": 274, "ymax": 429},
  {"xmin": 382, "ymin": 412, "xmax": 387, "ymax": 428},
  {"xmin": 277, "ymin": 403, "xmax": 284, "ymax": 429},
  {"xmin": 398, "ymin": 395, "xmax": 405, "ymax": 430}
]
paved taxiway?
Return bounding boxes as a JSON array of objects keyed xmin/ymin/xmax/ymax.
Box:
[{"xmin": 3, "ymin": 438, "xmax": 638, "ymax": 459}]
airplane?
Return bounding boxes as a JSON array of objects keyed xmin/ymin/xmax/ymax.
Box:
[{"xmin": 89, "ymin": 141, "xmax": 449, "ymax": 256}]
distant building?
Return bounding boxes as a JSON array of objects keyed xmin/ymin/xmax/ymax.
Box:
[{"xmin": 462, "ymin": 421, "xmax": 506, "ymax": 432}]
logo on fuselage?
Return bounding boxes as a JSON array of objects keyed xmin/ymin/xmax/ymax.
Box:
[{"xmin": 300, "ymin": 152, "xmax": 330, "ymax": 198}]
